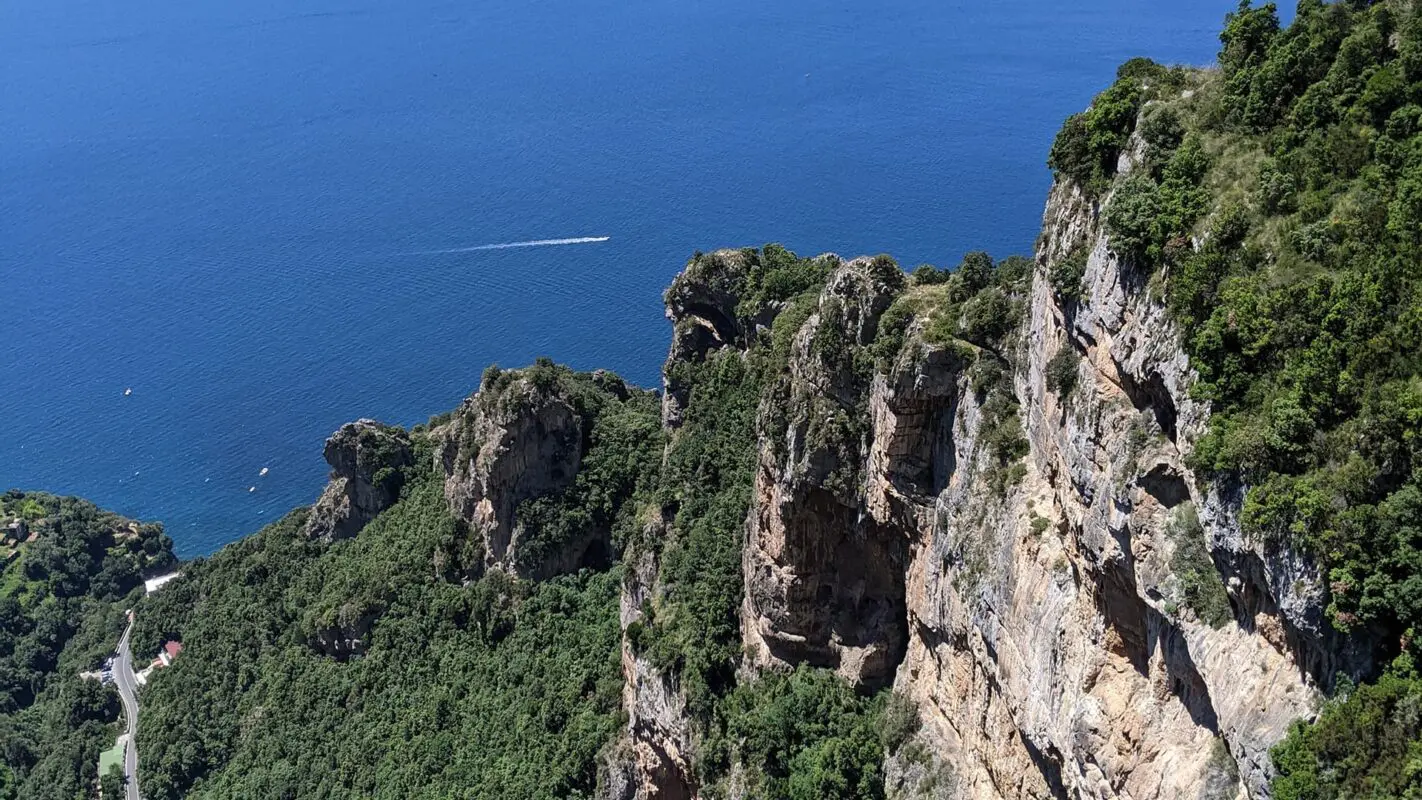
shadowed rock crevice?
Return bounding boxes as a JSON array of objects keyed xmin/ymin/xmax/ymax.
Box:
[
  {"xmin": 1097, "ymin": 556, "xmax": 1150, "ymax": 674},
  {"xmin": 1019, "ymin": 737, "xmax": 1070, "ymax": 800},
  {"xmin": 883, "ymin": 393, "xmax": 960, "ymax": 501},
  {"xmin": 1152, "ymin": 618, "xmax": 1220, "ymax": 733},
  {"xmin": 1093, "ymin": 519, "xmax": 1223, "ymax": 733},
  {"xmin": 1139, "ymin": 464, "xmax": 1188, "ymax": 509},
  {"xmin": 745, "ymin": 487, "xmax": 909, "ymax": 687},
  {"xmin": 1118, "ymin": 368, "xmax": 1178, "ymax": 443}
]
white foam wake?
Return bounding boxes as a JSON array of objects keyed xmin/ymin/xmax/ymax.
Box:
[{"xmin": 406, "ymin": 236, "xmax": 610, "ymax": 254}]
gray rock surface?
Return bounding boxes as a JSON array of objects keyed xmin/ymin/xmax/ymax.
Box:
[
  {"xmin": 438, "ymin": 371, "xmax": 590, "ymax": 577},
  {"xmin": 304, "ymin": 419, "xmax": 413, "ymax": 542}
]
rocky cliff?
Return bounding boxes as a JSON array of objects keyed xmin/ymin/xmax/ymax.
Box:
[
  {"xmin": 604, "ymin": 154, "xmax": 1345, "ymax": 798},
  {"xmin": 740, "ymin": 255, "xmax": 911, "ymax": 689},
  {"xmin": 280, "ymin": 115, "xmax": 1360, "ymax": 800},
  {"xmin": 439, "ymin": 363, "xmax": 659, "ymax": 580},
  {"xmin": 872, "ymin": 178, "xmax": 1319, "ymax": 800},
  {"xmin": 305, "ymin": 419, "xmax": 414, "ymax": 542},
  {"xmin": 121, "ymin": 7, "xmax": 1420, "ymax": 795}
]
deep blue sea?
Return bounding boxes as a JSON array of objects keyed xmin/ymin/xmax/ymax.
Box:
[{"xmin": 3, "ymin": 0, "xmax": 1251, "ymax": 556}]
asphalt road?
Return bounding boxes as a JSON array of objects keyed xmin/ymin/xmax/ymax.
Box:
[{"xmin": 113, "ymin": 616, "xmax": 142, "ymax": 800}]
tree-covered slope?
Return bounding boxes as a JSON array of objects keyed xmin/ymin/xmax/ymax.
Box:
[
  {"xmin": 0, "ymin": 491, "xmax": 175, "ymax": 800},
  {"xmin": 130, "ymin": 372, "xmax": 653, "ymax": 800},
  {"xmin": 134, "ymin": 491, "xmax": 627, "ymax": 800},
  {"xmin": 127, "ymin": 253, "xmax": 943, "ymax": 800}
]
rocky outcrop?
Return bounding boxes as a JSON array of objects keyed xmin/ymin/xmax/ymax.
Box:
[
  {"xmin": 607, "ymin": 139, "xmax": 1343, "ymax": 798},
  {"xmin": 305, "ymin": 419, "xmax": 413, "ymax": 542},
  {"xmin": 310, "ymin": 601, "xmax": 379, "ymax": 659},
  {"xmin": 741, "ymin": 256, "xmax": 910, "ymax": 688},
  {"xmin": 439, "ymin": 369, "xmax": 587, "ymax": 576},
  {"xmin": 436, "ymin": 366, "xmax": 650, "ymax": 579},
  {"xmin": 661, "ymin": 250, "xmax": 754, "ymax": 429},
  {"xmin": 602, "ymin": 538, "xmax": 696, "ymax": 800},
  {"xmin": 693, "ymin": 172, "xmax": 1327, "ymax": 799}
]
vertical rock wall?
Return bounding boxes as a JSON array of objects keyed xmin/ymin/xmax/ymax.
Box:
[{"xmin": 608, "ymin": 177, "xmax": 1344, "ymax": 799}]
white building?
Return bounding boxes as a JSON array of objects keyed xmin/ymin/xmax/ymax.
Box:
[{"xmin": 144, "ymin": 572, "xmax": 181, "ymax": 594}]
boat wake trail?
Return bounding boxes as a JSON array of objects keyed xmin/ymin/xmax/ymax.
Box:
[{"xmin": 404, "ymin": 236, "xmax": 610, "ymax": 255}]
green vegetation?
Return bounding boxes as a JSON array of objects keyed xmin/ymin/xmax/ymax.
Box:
[
  {"xmin": 99, "ymin": 766, "xmax": 125, "ymax": 800},
  {"xmin": 1045, "ymin": 3, "xmax": 1422, "ymax": 792},
  {"xmin": 1048, "ymin": 58, "xmax": 1193, "ymax": 194},
  {"xmin": 507, "ymin": 369, "xmax": 663, "ymax": 574},
  {"xmin": 733, "ymin": 243, "xmax": 838, "ymax": 321},
  {"xmin": 98, "ymin": 747, "xmax": 126, "ymax": 800},
  {"xmin": 910, "ymin": 264, "xmax": 950, "ymax": 286},
  {"xmin": 1167, "ymin": 504, "xmax": 1233, "ymax": 628},
  {"xmin": 1047, "ymin": 245, "xmax": 1089, "ymax": 300},
  {"xmin": 97, "ymin": 743, "xmax": 123, "ymax": 776},
  {"xmin": 635, "ymin": 347, "xmax": 763, "ymax": 717},
  {"xmin": 1045, "ymin": 346, "xmax": 1082, "ymax": 400},
  {"xmin": 872, "ymin": 251, "xmax": 1033, "ymax": 498},
  {"xmin": 700, "ymin": 668, "xmax": 893, "ymax": 799},
  {"xmin": 1197, "ymin": 2, "xmax": 1420, "ymax": 645},
  {"xmin": 133, "ymin": 465, "xmax": 625, "ymax": 800},
  {"xmin": 875, "ymin": 251, "xmax": 1027, "ymax": 357},
  {"xmin": 1272, "ymin": 659, "xmax": 1422, "ymax": 800},
  {"xmin": 1057, "ymin": 0, "xmax": 1422, "ymax": 645},
  {"xmin": 0, "ymin": 491, "xmax": 174, "ymax": 800}
]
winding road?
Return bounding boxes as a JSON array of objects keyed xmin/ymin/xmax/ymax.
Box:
[{"xmin": 112, "ymin": 616, "xmax": 142, "ymax": 800}]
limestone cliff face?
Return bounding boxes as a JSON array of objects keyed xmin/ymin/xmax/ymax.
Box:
[
  {"xmin": 734, "ymin": 172, "xmax": 1334, "ymax": 797},
  {"xmin": 741, "ymin": 256, "xmax": 910, "ymax": 688},
  {"xmin": 305, "ymin": 419, "xmax": 413, "ymax": 542},
  {"xmin": 603, "ymin": 536, "xmax": 696, "ymax": 800},
  {"xmin": 875, "ymin": 178, "xmax": 1322, "ymax": 799},
  {"xmin": 605, "ymin": 150, "xmax": 1349, "ymax": 796},
  {"xmin": 438, "ymin": 369, "xmax": 592, "ymax": 578}
]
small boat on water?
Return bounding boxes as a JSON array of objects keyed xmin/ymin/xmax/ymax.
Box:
[
  {"xmin": 123, "ymin": 388, "xmax": 132, "ymax": 396},
  {"xmin": 259, "ymin": 467, "xmax": 269, "ymax": 477}
]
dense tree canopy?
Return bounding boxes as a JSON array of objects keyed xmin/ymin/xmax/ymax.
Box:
[
  {"xmin": 0, "ymin": 491, "xmax": 174, "ymax": 800},
  {"xmin": 130, "ymin": 350, "xmax": 899, "ymax": 799}
]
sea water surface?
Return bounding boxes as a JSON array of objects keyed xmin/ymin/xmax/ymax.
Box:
[{"xmin": 3, "ymin": 0, "xmax": 1247, "ymax": 556}]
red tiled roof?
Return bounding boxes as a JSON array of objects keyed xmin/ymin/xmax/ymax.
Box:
[{"xmin": 163, "ymin": 641, "xmax": 183, "ymax": 658}]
